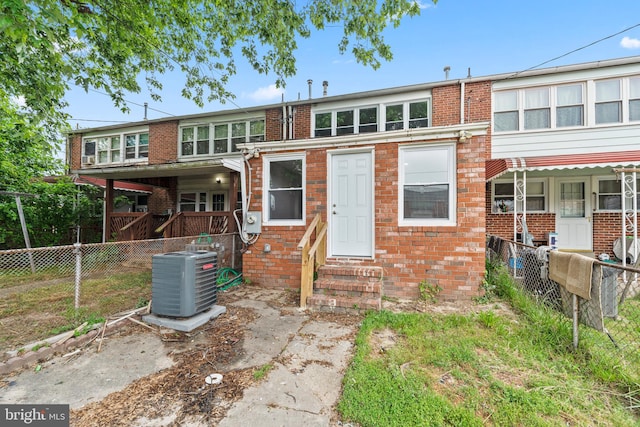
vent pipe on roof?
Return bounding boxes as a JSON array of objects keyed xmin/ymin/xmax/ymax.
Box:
[
  {"xmin": 467, "ymin": 67, "xmax": 472, "ymax": 78},
  {"xmin": 322, "ymin": 80, "xmax": 328, "ymax": 96},
  {"xmin": 307, "ymin": 79, "xmax": 313, "ymax": 99},
  {"xmin": 144, "ymin": 102, "xmax": 148, "ymax": 120},
  {"xmin": 443, "ymin": 66, "xmax": 450, "ymax": 80}
]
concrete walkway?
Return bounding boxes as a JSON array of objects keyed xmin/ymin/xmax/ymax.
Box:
[{"xmin": 0, "ymin": 287, "xmax": 359, "ymax": 426}]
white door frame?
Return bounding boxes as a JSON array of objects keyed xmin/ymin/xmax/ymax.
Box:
[
  {"xmin": 327, "ymin": 147, "xmax": 375, "ymax": 258},
  {"xmin": 555, "ymin": 176, "xmax": 592, "ymax": 250}
]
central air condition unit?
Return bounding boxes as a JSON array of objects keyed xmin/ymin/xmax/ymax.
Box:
[
  {"xmin": 81, "ymin": 155, "xmax": 95, "ymax": 165},
  {"xmin": 151, "ymin": 250, "xmax": 218, "ymax": 317}
]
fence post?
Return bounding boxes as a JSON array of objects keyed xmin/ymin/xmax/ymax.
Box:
[
  {"xmin": 74, "ymin": 242, "xmax": 82, "ymax": 310},
  {"xmin": 572, "ymin": 294, "xmax": 579, "ymax": 350}
]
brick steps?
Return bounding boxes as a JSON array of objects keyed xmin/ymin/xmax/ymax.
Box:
[{"xmin": 306, "ymin": 264, "xmax": 383, "ymax": 312}]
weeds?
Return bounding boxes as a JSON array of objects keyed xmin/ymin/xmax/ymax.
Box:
[{"xmin": 418, "ymin": 280, "xmax": 442, "ymax": 304}]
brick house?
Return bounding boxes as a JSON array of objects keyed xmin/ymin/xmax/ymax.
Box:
[
  {"xmin": 484, "ymin": 56, "xmax": 640, "ymax": 262},
  {"xmin": 68, "ymin": 77, "xmax": 490, "ymax": 305}
]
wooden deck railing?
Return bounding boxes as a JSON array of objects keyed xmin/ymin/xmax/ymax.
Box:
[
  {"xmin": 154, "ymin": 212, "xmax": 233, "ymax": 239},
  {"xmin": 297, "ymin": 213, "xmax": 327, "ymax": 308}
]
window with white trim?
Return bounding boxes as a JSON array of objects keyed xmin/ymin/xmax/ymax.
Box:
[
  {"xmin": 524, "ymin": 87, "xmax": 550, "ymax": 130},
  {"xmin": 83, "ymin": 130, "xmax": 148, "ymax": 166},
  {"xmin": 556, "ymin": 84, "xmax": 584, "ymax": 127},
  {"xmin": 179, "ymin": 192, "xmax": 207, "ymax": 212},
  {"xmin": 125, "ymin": 133, "xmax": 149, "ymax": 160},
  {"xmin": 494, "ymin": 83, "xmax": 589, "ymax": 132},
  {"xmin": 494, "ymin": 90, "xmax": 519, "ymax": 132},
  {"xmin": 595, "ymin": 79, "xmax": 622, "ymax": 124},
  {"xmin": 399, "ymin": 144, "xmax": 456, "ymax": 226},
  {"xmin": 180, "ymin": 119, "xmax": 265, "ymax": 157},
  {"xmin": 263, "ymin": 154, "xmax": 305, "ymax": 224},
  {"xmin": 492, "ymin": 179, "xmax": 547, "ymax": 213},
  {"xmin": 97, "ymin": 136, "xmax": 121, "ymax": 163},
  {"xmin": 630, "ymin": 77, "xmax": 640, "ymax": 122},
  {"xmin": 597, "ymin": 178, "xmax": 640, "ymax": 210},
  {"xmin": 313, "ymin": 99, "xmax": 429, "ymax": 137}
]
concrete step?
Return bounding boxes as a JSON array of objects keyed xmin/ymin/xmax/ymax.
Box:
[
  {"xmin": 307, "ymin": 294, "xmax": 381, "ymax": 312},
  {"xmin": 313, "ymin": 278, "xmax": 382, "ymax": 296}
]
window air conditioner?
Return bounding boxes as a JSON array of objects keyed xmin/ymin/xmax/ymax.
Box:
[{"xmin": 82, "ymin": 155, "xmax": 95, "ymax": 165}]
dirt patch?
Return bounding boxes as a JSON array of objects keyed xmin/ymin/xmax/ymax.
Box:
[
  {"xmin": 368, "ymin": 328, "xmax": 400, "ymax": 358},
  {"xmin": 70, "ymin": 302, "xmax": 257, "ymax": 426}
]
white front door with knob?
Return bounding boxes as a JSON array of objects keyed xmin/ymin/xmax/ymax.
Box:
[{"xmin": 329, "ymin": 149, "xmax": 374, "ymax": 258}]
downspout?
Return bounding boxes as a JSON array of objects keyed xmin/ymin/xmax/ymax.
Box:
[
  {"xmin": 460, "ymin": 81, "xmax": 465, "ymax": 124},
  {"xmin": 282, "ymin": 95, "xmax": 287, "ymax": 141},
  {"xmin": 288, "ymin": 105, "xmax": 294, "ymax": 140}
]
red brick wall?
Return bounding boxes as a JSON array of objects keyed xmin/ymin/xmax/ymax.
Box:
[
  {"xmin": 149, "ymin": 120, "xmax": 178, "ymax": 164},
  {"xmin": 242, "ymin": 133, "xmax": 487, "ymax": 300},
  {"xmin": 594, "ymin": 213, "xmax": 624, "ymax": 258},
  {"xmin": 69, "ymin": 134, "xmax": 82, "ymax": 170},
  {"xmin": 265, "ymin": 107, "xmax": 284, "ymax": 141},
  {"xmin": 432, "ymin": 85, "xmax": 461, "ymax": 126}
]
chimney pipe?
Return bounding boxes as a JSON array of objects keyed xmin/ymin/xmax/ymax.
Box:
[
  {"xmin": 144, "ymin": 102, "xmax": 148, "ymax": 120},
  {"xmin": 307, "ymin": 79, "xmax": 313, "ymax": 99},
  {"xmin": 322, "ymin": 80, "xmax": 328, "ymax": 96},
  {"xmin": 443, "ymin": 66, "xmax": 450, "ymax": 80}
]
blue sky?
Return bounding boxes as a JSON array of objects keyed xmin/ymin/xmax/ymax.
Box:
[{"xmin": 64, "ymin": 0, "xmax": 640, "ymax": 130}]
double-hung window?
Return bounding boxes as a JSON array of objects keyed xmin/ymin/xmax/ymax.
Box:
[
  {"xmin": 180, "ymin": 119, "xmax": 264, "ymax": 157},
  {"xmin": 359, "ymin": 107, "xmax": 378, "ymax": 133},
  {"xmin": 595, "ymin": 79, "xmax": 622, "ymax": 124},
  {"xmin": 494, "ymin": 91, "xmax": 519, "ymax": 132},
  {"xmin": 597, "ymin": 178, "xmax": 640, "ymax": 210},
  {"xmin": 179, "ymin": 192, "xmax": 207, "ymax": 212},
  {"xmin": 314, "ymin": 112, "xmax": 332, "ymax": 137},
  {"xmin": 556, "ymin": 84, "xmax": 584, "ymax": 127},
  {"xmin": 524, "ymin": 88, "xmax": 550, "ymax": 129},
  {"xmin": 409, "ymin": 101, "xmax": 429, "ymax": 128},
  {"xmin": 263, "ymin": 154, "xmax": 305, "ymax": 224},
  {"xmin": 492, "ymin": 180, "xmax": 546, "ymax": 213},
  {"xmin": 385, "ymin": 104, "xmax": 404, "ymax": 130},
  {"xmin": 399, "ymin": 144, "xmax": 456, "ymax": 226},
  {"xmin": 125, "ymin": 133, "xmax": 149, "ymax": 160},
  {"xmin": 97, "ymin": 136, "xmax": 121, "ymax": 164},
  {"xmin": 630, "ymin": 77, "xmax": 640, "ymax": 122}
]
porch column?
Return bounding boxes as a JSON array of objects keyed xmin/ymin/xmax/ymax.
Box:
[
  {"xmin": 229, "ymin": 172, "xmax": 239, "ymax": 232},
  {"xmin": 513, "ymin": 171, "xmax": 527, "ymax": 242},
  {"xmin": 104, "ymin": 179, "xmax": 114, "ymax": 242}
]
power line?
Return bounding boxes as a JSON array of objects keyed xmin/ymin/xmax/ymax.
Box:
[
  {"xmin": 506, "ymin": 22, "xmax": 640, "ymax": 79},
  {"xmin": 69, "ymin": 118, "xmax": 130, "ymax": 123},
  {"xmin": 86, "ymin": 88, "xmax": 176, "ymax": 117}
]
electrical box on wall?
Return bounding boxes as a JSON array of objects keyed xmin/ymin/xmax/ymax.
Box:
[{"xmin": 245, "ymin": 211, "xmax": 262, "ymax": 234}]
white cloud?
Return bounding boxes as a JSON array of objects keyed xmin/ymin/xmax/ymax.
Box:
[
  {"xmin": 414, "ymin": 0, "xmax": 435, "ymax": 9},
  {"xmin": 620, "ymin": 36, "xmax": 640, "ymax": 49},
  {"xmin": 244, "ymin": 84, "xmax": 284, "ymax": 102}
]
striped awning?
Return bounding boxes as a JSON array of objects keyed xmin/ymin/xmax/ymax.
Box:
[{"xmin": 486, "ymin": 150, "xmax": 640, "ymax": 181}]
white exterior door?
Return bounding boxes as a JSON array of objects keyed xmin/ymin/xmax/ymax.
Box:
[
  {"xmin": 556, "ymin": 178, "xmax": 592, "ymax": 250},
  {"xmin": 330, "ymin": 150, "xmax": 374, "ymax": 257}
]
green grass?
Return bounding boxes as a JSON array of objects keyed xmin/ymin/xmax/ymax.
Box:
[
  {"xmin": 253, "ymin": 363, "xmax": 274, "ymax": 380},
  {"xmin": 338, "ymin": 262, "xmax": 640, "ymax": 427},
  {"xmin": 0, "ymin": 271, "xmax": 151, "ymax": 352}
]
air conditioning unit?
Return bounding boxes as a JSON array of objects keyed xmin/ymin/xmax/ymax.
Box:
[
  {"xmin": 81, "ymin": 155, "xmax": 95, "ymax": 165},
  {"xmin": 151, "ymin": 251, "xmax": 218, "ymax": 317}
]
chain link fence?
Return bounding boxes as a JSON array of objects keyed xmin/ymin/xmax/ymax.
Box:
[
  {"xmin": 487, "ymin": 235, "xmax": 640, "ymax": 365},
  {"xmin": 0, "ymin": 234, "xmax": 243, "ymax": 354}
]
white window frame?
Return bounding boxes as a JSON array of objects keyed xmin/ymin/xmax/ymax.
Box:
[
  {"xmin": 178, "ymin": 191, "xmax": 208, "ymax": 212},
  {"xmin": 491, "ymin": 179, "xmax": 548, "ymax": 214},
  {"xmin": 124, "ymin": 132, "xmax": 149, "ymax": 161},
  {"xmin": 398, "ymin": 143, "xmax": 456, "ymax": 227},
  {"xmin": 595, "ymin": 79, "xmax": 622, "ymax": 125},
  {"xmin": 179, "ymin": 118, "xmax": 265, "ymax": 158},
  {"xmin": 262, "ymin": 153, "xmax": 306, "ymax": 226},
  {"xmin": 311, "ymin": 95, "xmax": 431, "ymax": 137},
  {"xmin": 494, "ymin": 84, "xmax": 587, "ymax": 133},
  {"xmin": 595, "ymin": 177, "xmax": 640, "ymax": 211}
]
